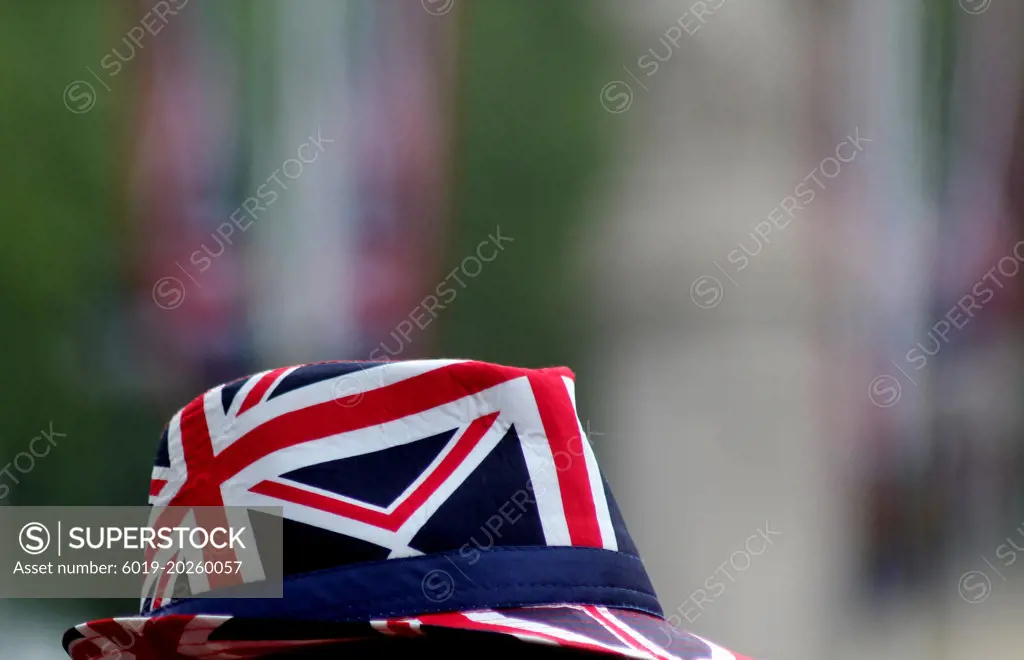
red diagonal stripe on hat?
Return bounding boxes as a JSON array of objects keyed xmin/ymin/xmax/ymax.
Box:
[
  {"xmin": 148, "ymin": 394, "xmax": 218, "ymax": 563},
  {"xmin": 206, "ymin": 362, "xmax": 563, "ymax": 488},
  {"xmin": 151, "ymin": 394, "xmax": 237, "ymax": 590},
  {"xmin": 149, "ymin": 479, "xmax": 167, "ymax": 497},
  {"xmin": 250, "ymin": 411, "xmax": 499, "ymax": 531},
  {"xmin": 237, "ymin": 367, "xmax": 291, "ymax": 415},
  {"xmin": 175, "ymin": 394, "xmax": 220, "ymax": 505},
  {"xmin": 528, "ymin": 374, "xmax": 602, "ymax": 547}
]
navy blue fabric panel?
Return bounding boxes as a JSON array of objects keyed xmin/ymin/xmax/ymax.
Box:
[
  {"xmin": 151, "ymin": 546, "xmax": 662, "ymax": 621},
  {"xmin": 604, "ymin": 476, "xmax": 640, "ymax": 557},
  {"xmin": 221, "ymin": 376, "xmax": 248, "ymax": 413},
  {"xmin": 281, "ymin": 518, "xmax": 391, "ymax": 573},
  {"xmin": 281, "ymin": 429, "xmax": 456, "ymax": 508},
  {"xmin": 409, "ymin": 425, "xmax": 545, "ymax": 554},
  {"xmin": 154, "ymin": 426, "xmax": 170, "ymax": 468},
  {"xmin": 268, "ymin": 362, "xmax": 390, "ymax": 400}
]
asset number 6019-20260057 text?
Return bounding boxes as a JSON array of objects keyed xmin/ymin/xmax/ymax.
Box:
[{"xmin": 122, "ymin": 559, "xmax": 243, "ymax": 575}]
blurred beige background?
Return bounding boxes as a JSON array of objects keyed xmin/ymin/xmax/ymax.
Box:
[{"xmin": 588, "ymin": 2, "xmax": 1024, "ymax": 660}]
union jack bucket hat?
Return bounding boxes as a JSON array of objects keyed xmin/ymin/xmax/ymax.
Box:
[{"xmin": 63, "ymin": 359, "xmax": 752, "ymax": 660}]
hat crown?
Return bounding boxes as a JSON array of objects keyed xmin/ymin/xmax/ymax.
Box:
[{"xmin": 144, "ymin": 360, "xmax": 650, "ymax": 617}]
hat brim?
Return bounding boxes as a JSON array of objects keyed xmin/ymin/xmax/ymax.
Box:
[{"xmin": 62, "ymin": 606, "xmax": 751, "ymax": 660}]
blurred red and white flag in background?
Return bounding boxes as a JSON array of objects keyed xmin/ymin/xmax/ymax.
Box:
[
  {"xmin": 123, "ymin": 0, "xmax": 460, "ymax": 397},
  {"xmin": 128, "ymin": 0, "xmax": 249, "ymax": 396}
]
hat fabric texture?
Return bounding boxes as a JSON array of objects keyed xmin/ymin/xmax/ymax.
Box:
[{"xmin": 63, "ymin": 359, "xmax": 752, "ymax": 660}]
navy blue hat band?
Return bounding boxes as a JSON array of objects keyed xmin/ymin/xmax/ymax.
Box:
[{"xmin": 149, "ymin": 546, "xmax": 663, "ymax": 622}]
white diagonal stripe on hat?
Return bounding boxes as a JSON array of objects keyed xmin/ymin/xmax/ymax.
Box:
[{"xmin": 562, "ymin": 376, "xmax": 617, "ymax": 551}]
